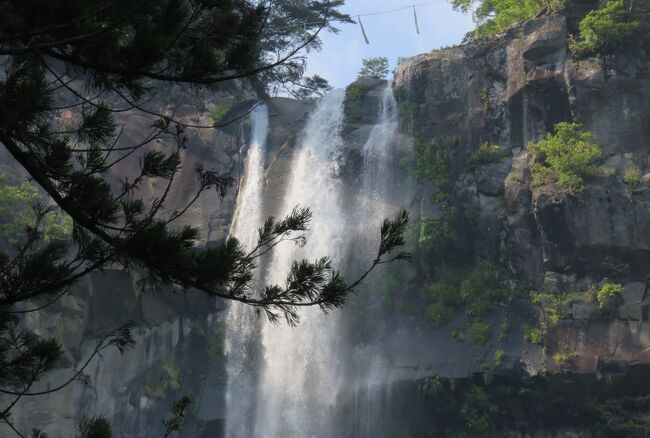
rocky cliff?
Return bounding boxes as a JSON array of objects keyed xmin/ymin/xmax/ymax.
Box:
[{"xmin": 393, "ymin": 0, "xmax": 650, "ymax": 377}]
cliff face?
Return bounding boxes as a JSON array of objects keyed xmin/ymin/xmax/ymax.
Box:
[{"xmin": 393, "ymin": 1, "xmax": 650, "ymax": 375}]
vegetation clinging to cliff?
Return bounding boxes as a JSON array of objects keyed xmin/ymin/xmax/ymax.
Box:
[
  {"xmin": 569, "ymin": 0, "xmax": 642, "ymax": 56},
  {"xmin": 528, "ymin": 122, "xmax": 602, "ymax": 192},
  {"xmin": 451, "ymin": 0, "xmax": 567, "ymax": 41}
]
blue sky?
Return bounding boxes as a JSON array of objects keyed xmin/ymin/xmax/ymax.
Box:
[{"xmin": 305, "ymin": 0, "xmax": 475, "ymax": 88}]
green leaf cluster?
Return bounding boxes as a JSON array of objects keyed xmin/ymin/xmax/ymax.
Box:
[
  {"xmin": 569, "ymin": 0, "xmax": 642, "ymax": 56},
  {"xmin": 344, "ymin": 83, "xmax": 370, "ymax": 123},
  {"xmin": 460, "ymin": 386, "xmax": 498, "ymax": 431},
  {"xmin": 418, "ymin": 211, "xmax": 458, "ymax": 254},
  {"xmin": 528, "ymin": 122, "xmax": 602, "ymax": 192},
  {"xmin": 142, "ymin": 358, "xmax": 181, "ymax": 400},
  {"xmin": 209, "ymin": 102, "xmax": 232, "ymax": 124},
  {"xmin": 0, "ymin": 176, "xmax": 72, "ymax": 246},
  {"xmin": 422, "ymin": 262, "xmax": 510, "ymax": 327},
  {"xmin": 421, "ymin": 375, "xmax": 445, "ymax": 396},
  {"xmin": 623, "ymin": 163, "xmax": 643, "ymax": 188},
  {"xmin": 466, "ymin": 318, "xmax": 491, "ymax": 346},
  {"xmin": 468, "ymin": 142, "xmax": 503, "ymax": 167},
  {"xmin": 524, "ymin": 325, "xmax": 547, "ymax": 345},
  {"xmin": 451, "ymin": 0, "xmax": 567, "ymax": 41},
  {"xmin": 357, "ymin": 57, "xmax": 389, "ymax": 79},
  {"xmin": 597, "ymin": 283, "xmax": 623, "ymax": 308},
  {"xmin": 404, "ymin": 138, "xmax": 451, "ymax": 190}
]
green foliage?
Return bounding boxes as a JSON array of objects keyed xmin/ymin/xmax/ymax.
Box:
[
  {"xmin": 460, "ymin": 262, "xmax": 509, "ymax": 317},
  {"xmin": 596, "ymin": 395, "xmax": 650, "ymax": 433},
  {"xmin": 405, "ymin": 138, "xmax": 451, "ymax": 189},
  {"xmin": 460, "ymin": 386, "xmax": 498, "ymax": 431},
  {"xmin": 419, "ymin": 214, "xmax": 457, "ymax": 254},
  {"xmin": 293, "ymin": 75, "xmax": 333, "ymax": 100},
  {"xmin": 569, "ymin": 0, "xmax": 642, "ymax": 56},
  {"xmin": 466, "ymin": 319, "xmax": 491, "ymax": 346},
  {"xmin": 597, "ymin": 283, "xmax": 623, "ymax": 308},
  {"xmin": 524, "ymin": 325, "xmax": 547, "ymax": 345},
  {"xmin": 426, "ymin": 302, "xmax": 455, "ymax": 327},
  {"xmin": 422, "ymin": 262, "xmax": 510, "ymax": 329},
  {"xmin": 78, "ymin": 417, "xmax": 112, "ymax": 438},
  {"xmin": 0, "ymin": 176, "xmax": 72, "ymax": 246},
  {"xmin": 382, "ymin": 263, "xmax": 416, "ymax": 307},
  {"xmin": 422, "ymin": 269, "xmax": 463, "ymax": 327},
  {"xmin": 469, "ymin": 142, "xmax": 503, "ymax": 167},
  {"xmin": 553, "ymin": 351, "xmax": 576, "ymax": 370},
  {"xmin": 345, "ymin": 84, "xmax": 369, "ymax": 102},
  {"xmin": 207, "ymin": 324, "xmax": 226, "ymax": 362},
  {"xmin": 344, "ymin": 83, "xmax": 369, "ymax": 123},
  {"xmin": 33, "ymin": 413, "xmax": 114, "ymax": 437},
  {"xmin": 451, "ymin": 0, "xmax": 566, "ymax": 41},
  {"xmin": 163, "ymin": 396, "xmax": 192, "ymax": 437},
  {"xmin": 422, "ymin": 375, "xmax": 445, "ymax": 396},
  {"xmin": 209, "ymin": 102, "xmax": 231, "ymax": 124},
  {"xmin": 493, "ymin": 349, "xmax": 505, "ymax": 367},
  {"xmin": 623, "ymin": 164, "xmax": 642, "ymax": 188},
  {"xmin": 397, "ymin": 99, "xmax": 418, "ymax": 134},
  {"xmin": 358, "ymin": 57, "xmax": 389, "ymax": 79},
  {"xmin": 142, "ymin": 358, "xmax": 181, "ymax": 399},
  {"xmin": 532, "ymin": 292, "xmax": 572, "ymax": 325},
  {"xmin": 528, "ymin": 122, "xmax": 602, "ymax": 192}
]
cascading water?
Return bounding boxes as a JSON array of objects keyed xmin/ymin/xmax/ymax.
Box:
[
  {"xmin": 349, "ymin": 82, "xmax": 401, "ymax": 438},
  {"xmin": 361, "ymin": 81, "xmax": 399, "ymax": 219},
  {"xmin": 226, "ymin": 83, "xmax": 403, "ymax": 438},
  {"xmin": 225, "ymin": 104, "xmax": 269, "ymax": 438},
  {"xmin": 253, "ymin": 89, "xmax": 347, "ymax": 438}
]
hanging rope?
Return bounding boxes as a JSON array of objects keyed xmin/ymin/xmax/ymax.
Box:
[
  {"xmin": 413, "ymin": 6, "xmax": 420, "ymax": 34},
  {"xmin": 357, "ymin": 15, "xmax": 370, "ymax": 45},
  {"xmin": 269, "ymin": 1, "xmax": 448, "ymax": 31}
]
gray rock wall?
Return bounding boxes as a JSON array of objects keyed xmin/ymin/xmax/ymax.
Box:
[{"xmin": 393, "ymin": 1, "xmax": 650, "ymax": 375}]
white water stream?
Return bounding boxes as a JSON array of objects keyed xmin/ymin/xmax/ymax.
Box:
[
  {"xmin": 254, "ymin": 89, "xmax": 347, "ymax": 438},
  {"xmin": 226, "ymin": 83, "xmax": 401, "ymax": 438},
  {"xmin": 225, "ymin": 104, "xmax": 269, "ymax": 438}
]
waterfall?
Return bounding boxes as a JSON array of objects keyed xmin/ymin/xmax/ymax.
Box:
[
  {"xmin": 361, "ymin": 81, "xmax": 400, "ymax": 240},
  {"xmin": 253, "ymin": 89, "xmax": 347, "ymax": 438},
  {"xmin": 225, "ymin": 104, "xmax": 269, "ymax": 438},
  {"xmin": 350, "ymin": 82, "xmax": 401, "ymax": 438},
  {"xmin": 226, "ymin": 83, "xmax": 402, "ymax": 438}
]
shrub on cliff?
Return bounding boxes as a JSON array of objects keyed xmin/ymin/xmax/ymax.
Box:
[
  {"xmin": 528, "ymin": 122, "xmax": 602, "ymax": 192},
  {"xmin": 569, "ymin": 0, "xmax": 642, "ymax": 56},
  {"xmin": 451, "ymin": 0, "xmax": 567, "ymax": 41},
  {"xmin": 466, "ymin": 319, "xmax": 491, "ymax": 346},
  {"xmin": 623, "ymin": 164, "xmax": 643, "ymax": 188},
  {"xmin": 597, "ymin": 283, "xmax": 623, "ymax": 308},
  {"xmin": 468, "ymin": 142, "xmax": 504, "ymax": 167}
]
